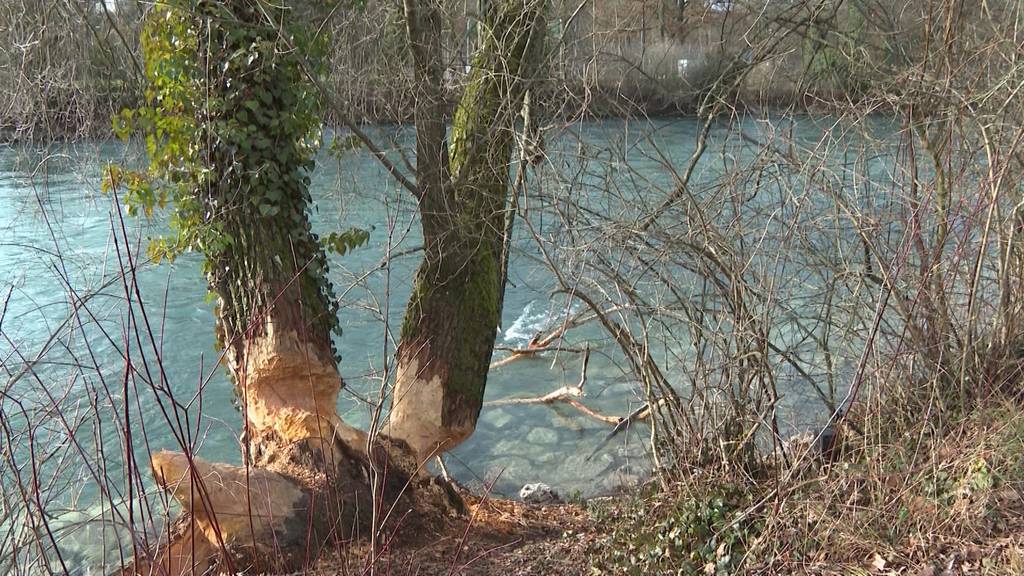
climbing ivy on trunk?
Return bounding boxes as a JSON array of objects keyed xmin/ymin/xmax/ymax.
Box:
[{"xmin": 113, "ymin": 0, "xmax": 339, "ymax": 367}]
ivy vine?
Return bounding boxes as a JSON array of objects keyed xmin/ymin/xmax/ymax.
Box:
[{"xmin": 111, "ymin": 0, "xmax": 343, "ymax": 360}]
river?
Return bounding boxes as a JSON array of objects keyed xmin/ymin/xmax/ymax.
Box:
[{"xmin": 0, "ymin": 116, "xmax": 892, "ymax": 572}]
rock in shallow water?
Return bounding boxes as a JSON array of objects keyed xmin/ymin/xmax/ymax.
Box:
[
  {"xmin": 487, "ymin": 408, "xmax": 515, "ymax": 430},
  {"xmin": 525, "ymin": 427, "xmax": 559, "ymax": 445},
  {"xmin": 600, "ymin": 468, "xmax": 641, "ymax": 494},
  {"xmin": 519, "ymin": 482, "xmax": 561, "ymax": 504}
]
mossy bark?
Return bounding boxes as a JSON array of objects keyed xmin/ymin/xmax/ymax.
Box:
[
  {"xmin": 389, "ymin": 0, "xmax": 546, "ymax": 458},
  {"xmin": 133, "ymin": 1, "xmax": 545, "ymax": 572},
  {"xmin": 131, "ymin": 3, "xmax": 434, "ymax": 573}
]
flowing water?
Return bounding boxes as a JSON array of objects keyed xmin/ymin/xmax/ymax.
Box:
[{"xmin": 0, "ymin": 116, "xmax": 892, "ymax": 572}]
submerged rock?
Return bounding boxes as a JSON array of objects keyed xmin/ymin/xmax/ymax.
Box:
[
  {"xmin": 601, "ymin": 469, "xmax": 641, "ymax": 494},
  {"xmin": 519, "ymin": 482, "xmax": 561, "ymax": 504},
  {"xmin": 487, "ymin": 408, "xmax": 515, "ymax": 430},
  {"xmin": 525, "ymin": 427, "xmax": 559, "ymax": 445}
]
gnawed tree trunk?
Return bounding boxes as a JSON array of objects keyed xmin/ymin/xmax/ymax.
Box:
[
  {"xmin": 129, "ymin": 0, "xmax": 545, "ymax": 573},
  {"xmin": 388, "ymin": 0, "xmax": 547, "ymax": 460},
  {"xmin": 127, "ymin": 2, "xmax": 440, "ymax": 574}
]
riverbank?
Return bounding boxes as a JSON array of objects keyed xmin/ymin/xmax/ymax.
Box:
[
  {"xmin": 0, "ymin": 83, "xmax": 863, "ymax": 146},
  {"xmin": 324, "ymin": 394, "xmax": 1024, "ymax": 575}
]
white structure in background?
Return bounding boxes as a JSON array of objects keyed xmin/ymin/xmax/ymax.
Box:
[
  {"xmin": 677, "ymin": 59, "xmax": 690, "ymax": 79},
  {"xmin": 706, "ymin": 0, "xmax": 733, "ymax": 12}
]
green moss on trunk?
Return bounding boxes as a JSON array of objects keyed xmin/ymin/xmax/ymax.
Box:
[{"xmin": 395, "ymin": 0, "xmax": 545, "ymax": 438}]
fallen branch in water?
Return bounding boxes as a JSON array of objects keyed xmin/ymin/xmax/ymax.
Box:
[
  {"xmin": 489, "ymin": 309, "xmax": 597, "ymax": 369},
  {"xmin": 585, "ymin": 399, "xmax": 665, "ymax": 461},
  {"xmin": 485, "ymin": 341, "xmax": 659, "ymax": 445},
  {"xmin": 485, "ymin": 348, "xmax": 620, "ymax": 425},
  {"xmin": 493, "ymin": 345, "xmax": 585, "ymax": 354}
]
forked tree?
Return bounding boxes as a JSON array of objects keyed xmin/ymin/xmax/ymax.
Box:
[
  {"xmin": 389, "ymin": 0, "xmax": 544, "ymax": 458},
  {"xmin": 118, "ymin": 0, "xmax": 545, "ymax": 573}
]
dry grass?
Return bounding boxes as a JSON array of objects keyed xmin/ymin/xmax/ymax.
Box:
[
  {"xmin": 301, "ymin": 393, "xmax": 1024, "ymax": 575},
  {"xmin": 570, "ymin": 395, "xmax": 1024, "ymax": 576}
]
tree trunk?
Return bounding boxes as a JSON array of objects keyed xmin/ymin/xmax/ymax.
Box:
[
  {"xmin": 130, "ymin": 1, "xmax": 545, "ymax": 573},
  {"xmin": 128, "ymin": 3, "xmax": 430, "ymax": 573},
  {"xmin": 388, "ymin": 0, "xmax": 546, "ymax": 459}
]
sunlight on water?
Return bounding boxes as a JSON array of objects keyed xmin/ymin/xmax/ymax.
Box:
[{"xmin": 0, "ymin": 117, "xmax": 891, "ymax": 571}]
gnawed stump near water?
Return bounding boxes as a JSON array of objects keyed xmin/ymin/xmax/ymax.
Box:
[{"xmin": 128, "ymin": 440, "xmax": 462, "ymax": 574}]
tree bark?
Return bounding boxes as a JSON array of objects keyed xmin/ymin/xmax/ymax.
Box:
[
  {"xmin": 129, "ymin": 3, "xmax": 431, "ymax": 573},
  {"xmin": 131, "ymin": 1, "xmax": 545, "ymax": 573},
  {"xmin": 388, "ymin": 0, "xmax": 547, "ymax": 459}
]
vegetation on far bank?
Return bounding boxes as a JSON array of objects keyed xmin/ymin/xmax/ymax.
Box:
[{"xmin": 3, "ymin": 0, "xmax": 902, "ymax": 142}]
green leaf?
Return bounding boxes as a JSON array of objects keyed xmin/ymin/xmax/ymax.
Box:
[
  {"xmin": 323, "ymin": 228, "xmax": 372, "ymax": 257},
  {"xmin": 329, "ymin": 134, "xmax": 364, "ymax": 157}
]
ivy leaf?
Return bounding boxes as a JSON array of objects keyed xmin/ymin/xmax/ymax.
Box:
[
  {"xmin": 113, "ymin": 109, "xmax": 134, "ymax": 141},
  {"xmin": 323, "ymin": 228, "xmax": 371, "ymax": 257},
  {"xmin": 329, "ymin": 134, "xmax": 364, "ymax": 158}
]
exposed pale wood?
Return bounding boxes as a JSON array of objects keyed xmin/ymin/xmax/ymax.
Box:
[
  {"xmin": 127, "ymin": 451, "xmax": 313, "ymax": 576},
  {"xmin": 150, "ymin": 451, "xmax": 307, "ymax": 548},
  {"xmin": 128, "ymin": 521, "xmax": 216, "ymax": 576}
]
